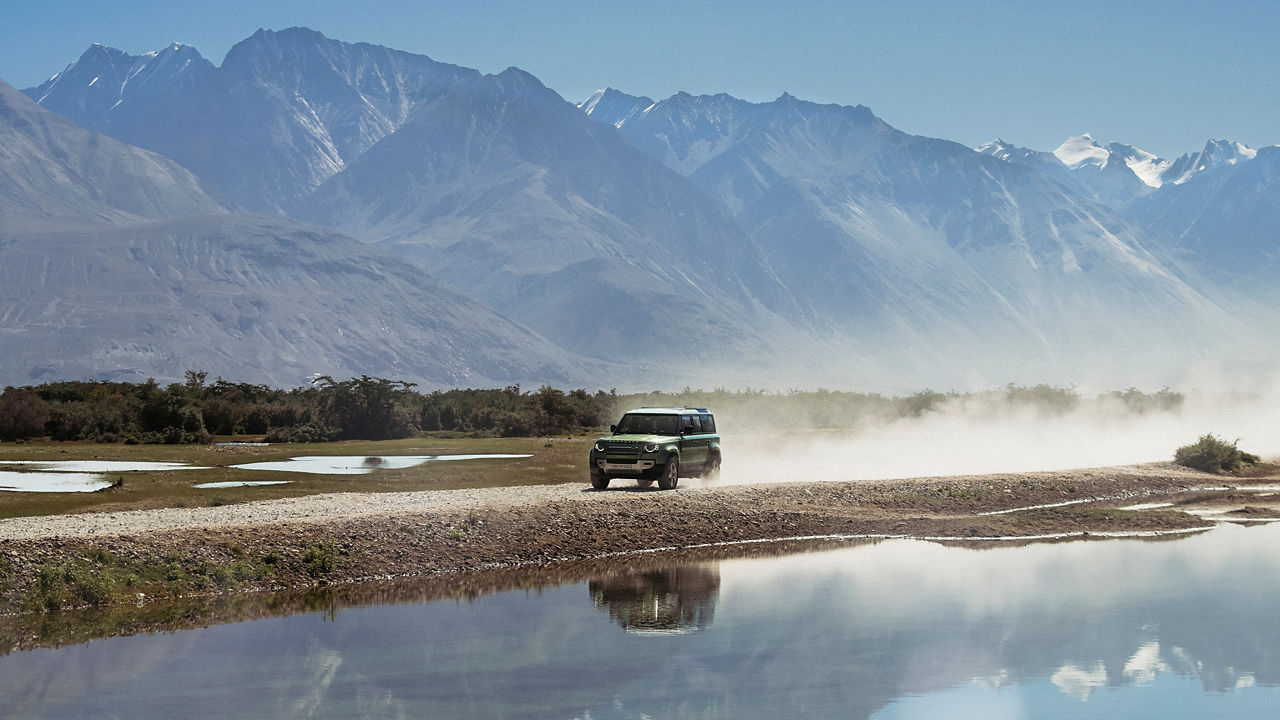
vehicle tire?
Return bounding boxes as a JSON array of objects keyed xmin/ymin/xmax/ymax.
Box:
[
  {"xmin": 590, "ymin": 471, "xmax": 610, "ymax": 490},
  {"xmin": 658, "ymin": 458, "xmax": 680, "ymax": 490},
  {"xmin": 702, "ymin": 452, "xmax": 721, "ymax": 484},
  {"xmin": 636, "ymin": 477, "xmax": 654, "ymax": 489}
]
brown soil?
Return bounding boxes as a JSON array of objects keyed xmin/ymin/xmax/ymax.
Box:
[{"xmin": 1, "ymin": 462, "xmax": 1277, "ymax": 627}]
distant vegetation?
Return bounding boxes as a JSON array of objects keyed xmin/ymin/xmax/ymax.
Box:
[
  {"xmin": 1174, "ymin": 434, "xmax": 1260, "ymax": 474},
  {"xmin": 0, "ymin": 373, "xmax": 617, "ymax": 443},
  {"xmin": 0, "ymin": 375, "xmax": 1188, "ymax": 444}
]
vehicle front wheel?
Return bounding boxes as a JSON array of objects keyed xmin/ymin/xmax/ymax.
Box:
[
  {"xmin": 590, "ymin": 471, "xmax": 610, "ymax": 490},
  {"xmin": 658, "ymin": 458, "xmax": 680, "ymax": 490}
]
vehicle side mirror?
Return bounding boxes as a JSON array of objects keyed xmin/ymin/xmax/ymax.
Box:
[
  {"xmin": 610, "ymin": 424, "xmax": 617, "ymax": 434},
  {"xmin": 682, "ymin": 425, "xmax": 695, "ymax": 435}
]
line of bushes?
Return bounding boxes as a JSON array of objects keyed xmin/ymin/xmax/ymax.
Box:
[
  {"xmin": 0, "ymin": 373, "xmax": 619, "ymax": 443},
  {"xmin": 0, "ymin": 375, "xmax": 1190, "ymax": 444}
]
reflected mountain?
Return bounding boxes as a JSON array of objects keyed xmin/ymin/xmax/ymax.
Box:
[{"xmin": 589, "ymin": 563, "xmax": 719, "ymax": 634}]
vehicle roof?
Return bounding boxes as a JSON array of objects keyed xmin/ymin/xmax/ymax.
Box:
[{"xmin": 621, "ymin": 407, "xmax": 712, "ymax": 415}]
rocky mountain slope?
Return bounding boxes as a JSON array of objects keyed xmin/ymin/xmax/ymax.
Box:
[
  {"xmin": 1128, "ymin": 146, "xmax": 1280, "ymax": 295},
  {"xmin": 0, "ymin": 78, "xmax": 224, "ymax": 225},
  {"xmin": 300, "ymin": 68, "xmax": 805, "ymax": 367},
  {"xmin": 0, "ymin": 78, "xmax": 609, "ymax": 389},
  {"xmin": 13, "ymin": 28, "xmax": 1277, "ymax": 389},
  {"xmin": 587, "ymin": 90, "xmax": 1258, "ymax": 384},
  {"xmin": 977, "ymin": 132, "xmax": 1277, "ymax": 309},
  {"xmin": 26, "ymin": 28, "xmax": 481, "ymax": 213}
]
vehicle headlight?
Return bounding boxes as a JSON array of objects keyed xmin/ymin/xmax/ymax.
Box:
[
  {"xmin": 594, "ymin": 441, "xmax": 607, "ymax": 452},
  {"xmin": 643, "ymin": 443, "xmax": 659, "ymax": 453}
]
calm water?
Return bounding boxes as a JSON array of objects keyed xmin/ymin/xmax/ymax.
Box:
[
  {"xmin": 0, "ymin": 456, "xmax": 531, "ymax": 492},
  {"xmin": 228, "ymin": 454, "xmax": 533, "ymax": 474},
  {"xmin": 0, "ymin": 461, "xmax": 207, "ymax": 493},
  {"xmin": 4, "ymin": 523, "xmax": 1280, "ymax": 719}
]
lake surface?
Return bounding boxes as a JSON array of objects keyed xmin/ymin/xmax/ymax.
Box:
[{"xmin": 4, "ymin": 523, "xmax": 1280, "ymax": 719}]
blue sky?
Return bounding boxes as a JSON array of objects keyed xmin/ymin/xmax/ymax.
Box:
[{"xmin": 3, "ymin": 0, "xmax": 1276, "ymax": 159}]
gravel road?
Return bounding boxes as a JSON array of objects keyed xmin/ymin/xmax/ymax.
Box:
[
  {"xmin": 0, "ymin": 484, "xmax": 593, "ymax": 541},
  {"xmin": 0, "ymin": 462, "xmax": 1221, "ymax": 542}
]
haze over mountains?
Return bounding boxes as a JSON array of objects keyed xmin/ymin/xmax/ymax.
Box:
[{"xmin": 4, "ymin": 27, "xmax": 1276, "ymax": 390}]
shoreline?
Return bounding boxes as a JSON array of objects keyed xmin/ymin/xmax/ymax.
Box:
[{"xmin": 4, "ymin": 462, "xmax": 1278, "ymax": 619}]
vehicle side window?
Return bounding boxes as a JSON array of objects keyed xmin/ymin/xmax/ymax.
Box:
[
  {"xmin": 682, "ymin": 415, "xmax": 700, "ymax": 433},
  {"xmin": 701, "ymin": 415, "xmax": 715, "ymax": 433}
]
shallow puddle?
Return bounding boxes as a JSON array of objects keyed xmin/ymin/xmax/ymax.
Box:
[
  {"xmin": 192, "ymin": 480, "xmax": 292, "ymax": 489},
  {"xmin": 228, "ymin": 454, "xmax": 531, "ymax": 475},
  {"xmin": 0, "ymin": 471, "xmax": 112, "ymax": 493},
  {"xmin": 0, "ymin": 460, "xmax": 206, "ymax": 473}
]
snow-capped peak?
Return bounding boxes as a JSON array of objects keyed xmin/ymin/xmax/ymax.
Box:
[
  {"xmin": 976, "ymin": 139, "xmax": 1037, "ymax": 163},
  {"xmin": 578, "ymin": 87, "xmax": 654, "ymax": 128},
  {"xmin": 1164, "ymin": 139, "xmax": 1257, "ymax": 185},
  {"xmin": 1204, "ymin": 138, "xmax": 1257, "ymax": 163},
  {"xmin": 1053, "ymin": 134, "xmax": 1110, "ymax": 170},
  {"xmin": 1107, "ymin": 143, "xmax": 1170, "ymax": 188}
]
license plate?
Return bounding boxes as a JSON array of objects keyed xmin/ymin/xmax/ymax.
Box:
[{"xmin": 601, "ymin": 460, "xmax": 651, "ymax": 472}]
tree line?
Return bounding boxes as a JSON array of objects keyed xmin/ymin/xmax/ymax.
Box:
[
  {"xmin": 0, "ymin": 374, "xmax": 1188, "ymax": 444},
  {"xmin": 0, "ymin": 373, "xmax": 620, "ymax": 443}
]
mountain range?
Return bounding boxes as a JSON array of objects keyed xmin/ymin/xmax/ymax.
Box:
[
  {"xmin": 3, "ymin": 27, "xmax": 1276, "ymax": 390},
  {"xmin": 0, "ymin": 77, "xmax": 605, "ymax": 388}
]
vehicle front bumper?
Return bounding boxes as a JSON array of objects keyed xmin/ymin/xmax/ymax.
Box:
[
  {"xmin": 594, "ymin": 458, "xmax": 656, "ymax": 475},
  {"xmin": 590, "ymin": 451, "xmax": 671, "ymax": 478}
]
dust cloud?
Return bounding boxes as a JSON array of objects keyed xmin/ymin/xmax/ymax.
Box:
[{"xmin": 713, "ymin": 384, "xmax": 1280, "ymax": 486}]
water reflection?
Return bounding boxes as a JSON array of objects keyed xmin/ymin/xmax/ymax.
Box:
[
  {"xmin": 590, "ymin": 564, "xmax": 719, "ymax": 634},
  {"xmin": 3, "ymin": 526, "xmax": 1280, "ymax": 718}
]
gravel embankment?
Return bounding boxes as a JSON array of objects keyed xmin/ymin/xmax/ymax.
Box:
[
  {"xmin": 0, "ymin": 462, "xmax": 1218, "ymax": 542},
  {"xmin": 1, "ymin": 462, "xmax": 1274, "ymax": 620},
  {"xmin": 0, "ymin": 484, "xmax": 588, "ymax": 541}
]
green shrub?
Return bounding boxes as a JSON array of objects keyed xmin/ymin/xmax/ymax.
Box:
[
  {"xmin": 34, "ymin": 564, "xmax": 67, "ymax": 611},
  {"xmin": 303, "ymin": 541, "xmax": 337, "ymax": 578},
  {"xmin": 29, "ymin": 562, "xmax": 116, "ymax": 610},
  {"xmin": 1174, "ymin": 434, "xmax": 1261, "ymax": 474},
  {"xmin": 65, "ymin": 566, "xmax": 114, "ymax": 606}
]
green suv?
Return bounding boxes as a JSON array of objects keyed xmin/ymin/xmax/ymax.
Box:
[{"xmin": 589, "ymin": 407, "xmax": 721, "ymax": 490}]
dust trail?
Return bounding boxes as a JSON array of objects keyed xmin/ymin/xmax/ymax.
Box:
[{"xmin": 715, "ymin": 385, "xmax": 1280, "ymax": 485}]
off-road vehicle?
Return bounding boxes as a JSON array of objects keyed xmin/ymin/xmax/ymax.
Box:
[{"xmin": 589, "ymin": 407, "xmax": 721, "ymax": 490}]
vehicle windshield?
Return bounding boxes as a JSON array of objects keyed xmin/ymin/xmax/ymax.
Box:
[{"xmin": 615, "ymin": 413, "xmax": 679, "ymax": 435}]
